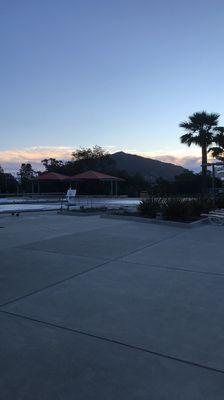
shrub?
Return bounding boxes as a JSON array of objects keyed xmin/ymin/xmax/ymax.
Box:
[
  {"xmin": 138, "ymin": 198, "xmax": 163, "ymax": 218},
  {"xmin": 191, "ymin": 197, "xmax": 213, "ymax": 214},
  {"xmin": 138, "ymin": 197, "xmax": 215, "ymax": 222},
  {"xmin": 162, "ymin": 199, "xmax": 191, "ymax": 221},
  {"xmin": 162, "ymin": 198, "xmax": 213, "ymax": 222},
  {"xmin": 215, "ymin": 196, "xmax": 224, "ymax": 209}
]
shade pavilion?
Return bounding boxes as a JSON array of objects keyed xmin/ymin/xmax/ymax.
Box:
[
  {"xmin": 33, "ymin": 172, "xmax": 71, "ymax": 193},
  {"xmin": 70, "ymin": 170, "xmax": 124, "ymax": 196}
]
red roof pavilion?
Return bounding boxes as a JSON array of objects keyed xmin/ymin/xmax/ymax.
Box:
[
  {"xmin": 70, "ymin": 170, "xmax": 124, "ymax": 181},
  {"xmin": 36, "ymin": 172, "xmax": 70, "ymax": 181}
]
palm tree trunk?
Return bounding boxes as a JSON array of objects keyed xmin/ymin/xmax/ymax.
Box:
[{"xmin": 201, "ymin": 144, "xmax": 207, "ymax": 196}]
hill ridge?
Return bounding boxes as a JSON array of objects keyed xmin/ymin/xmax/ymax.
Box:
[{"xmin": 111, "ymin": 151, "xmax": 186, "ymax": 181}]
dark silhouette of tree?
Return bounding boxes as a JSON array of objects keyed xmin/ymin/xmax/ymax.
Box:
[
  {"xmin": 152, "ymin": 172, "xmax": 222, "ymax": 196},
  {"xmin": 41, "ymin": 146, "xmax": 115, "ymax": 176},
  {"xmin": 41, "ymin": 158, "xmax": 64, "ymax": 172},
  {"xmin": 179, "ymin": 111, "xmax": 220, "ymax": 194},
  {"xmin": 0, "ymin": 165, "xmax": 18, "ymax": 193},
  {"xmin": 18, "ymin": 163, "xmax": 36, "ymax": 192},
  {"xmin": 208, "ymin": 127, "xmax": 224, "ymax": 161},
  {"xmin": 71, "ymin": 145, "xmax": 115, "ymax": 173},
  {"xmin": 0, "ymin": 165, "xmax": 4, "ymax": 193}
]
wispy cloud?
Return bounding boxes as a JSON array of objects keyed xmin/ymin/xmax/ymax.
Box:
[
  {"xmin": 140, "ymin": 152, "xmax": 203, "ymax": 171},
  {"xmin": 123, "ymin": 149, "xmax": 205, "ymax": 172},
  {"xmin": 0, "ymin": 146, "xmax": 74, "ymax": 163},
  {"xmin": 0, "ymin": 145, "xmax": 209, "ymax": 174},
  {"xmin": 0, "ymin": 147, "xmax": 74, "ymax": 173}
]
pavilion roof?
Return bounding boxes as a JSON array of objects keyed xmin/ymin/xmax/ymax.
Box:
[
  {"xmin": 70, "ymin": 170, "xmax": 124, "ymax": 181},
  {"xmin": 36, "ymin": 172, "xmax": 70, "ymax": 181}
]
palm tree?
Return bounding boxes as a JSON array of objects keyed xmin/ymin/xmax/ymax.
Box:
[
  {"xmin": 179, "ymin": 111, "xmax": 220, "ymax": 194},
  {"xmin": 208, "ymin": 127, "xmax": 224, "ymax": 161}
]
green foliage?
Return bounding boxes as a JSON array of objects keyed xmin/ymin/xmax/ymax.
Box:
[
  {"xmin": 179, "ymin": 111, "xmax": 220, "ymax": 148},
  {"xmin": 0, "ymin": 169, "xmax": 18, "ymax": 193},
  {"xmin": 162, "ymin": 198, "xmax": 188, "ymax": 221},
  {"xmin": 138, "ymin": 198, "xmax": 163, "ymax": 218},
  {"xmin": 41, "ymin": 158, "xmax": 64, "ymax": 172},
  {"xmin": 18, "ymin": 163, "xmax": 35, "ymax": 180},
  {"xmin": 116, "ymin": 170, "xmax": 151, "ymax": 197},
  {"xmin": 72, "ymin": 145, "xmax": 107, "ymax": 161},
  {"xmin": 153, "ymin": 172, "xmax": 222, "ymax": 196},
  {"xmin": 18, "ymin": 163, "xmax": 36, "ymax": 192},
  {"xmin": 162, "ymin": 198, "xmax": 214, "ymax": 222},
  {"xmin": 208, "ymin": 127, "xmax": 224, "ymax": 161},
  {"xmin": 215, "ymin": 196, "xmax": 224, "ymax": 209},
  {"xmin": 138, "ymin": 197, "xmax": 214, "ymax": 222},
  {"xmin": 41, "ymin": 146, "xmax": 115, "ymax": 177},
  {"xmin": 71, "ymin": 145, "xmax": 115, "ymax": 173},
  {"xmin": 179, "ymin": 111, "xmax": 220, "ymax": 195}
]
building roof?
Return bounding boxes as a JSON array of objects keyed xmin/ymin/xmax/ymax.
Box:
[
  {"xmin": 70, "ymin": 170, "xmax": 124, "ymax": 181},
  {"xmin": 36, "ymin": 172, "xmax": 70, "ymax": 181}
]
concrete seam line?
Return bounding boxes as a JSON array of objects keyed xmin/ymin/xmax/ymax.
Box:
[
  {"xmin": 119, "ymin": 259, "xmax": 224, "ymax": 278},
  {"xmin": 9, "ymin": 219, "xmax": 131, "ymax": 248},
  {"xmin": 0, "ymin": 260, "xmax": 111, "ymax": 308},
  {"xmin": 17, "ymin": 231, "xmax": 183, "ymax": 261},
  {"xmin": 1, "ymin": 309, "xmax": 224, "ymax": 376},
  {"xmin": 0, "ymin": 233, "xmax": 182, "ymax": 308}
]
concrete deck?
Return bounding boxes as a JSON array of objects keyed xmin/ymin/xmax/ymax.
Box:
[{"xmin": 0, "ymin": 212, "xmax": 224, "ymax": 399}]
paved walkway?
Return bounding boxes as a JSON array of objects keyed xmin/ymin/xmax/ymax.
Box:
[{"xmin": 0, "ymin": 212, "xmax": 224, "ymax": 399}]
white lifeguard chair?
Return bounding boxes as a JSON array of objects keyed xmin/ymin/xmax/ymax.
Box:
[{"xmin": 66, "ymin": 187, "xmax": 77, "ymax": 210}]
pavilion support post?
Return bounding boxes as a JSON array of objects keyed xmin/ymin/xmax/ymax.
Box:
[
  {"xmin": 31, "ymin": 181, "xmax": 34, "ymax": 194},
  {"xmin": 110, "ymin": 180, "xmax": 113, "ymax": 196},
  {"xmin": 212, "ymin": 164, "xmax": 216, "ymax": 207},
  {"xmin": 115, "ymin": 180, "xmax": 118, "ymax": 197}
]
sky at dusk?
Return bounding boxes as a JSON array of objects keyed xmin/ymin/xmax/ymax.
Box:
[{"xmin": 1, "ymin": 0, "xmax": 224, "ymax": 173}]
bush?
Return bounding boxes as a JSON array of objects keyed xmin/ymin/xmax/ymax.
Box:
[
  {"xmin": 191, "ymin": 197, "xmax": 213, "ymax": 214},
  {"xmin": 138, "ymin": 197, "xmax": 215, "ymax": 222},
  {"xmin": 162, "ymin": 198, "xmax": 213, "ymax": 222},
  {"xmin": 162, "ymin": 199, "xmax": 193, "ymax": 222},
  {"xmin": 215, "ymin": 196, "xmax": 224, "ymax": 209},
  {"xmin": 138, "ymin": 198, "xmax": 163, "ymax": 218}
]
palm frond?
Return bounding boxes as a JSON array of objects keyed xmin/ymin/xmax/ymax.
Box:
[
  {"xmin": 189, "ymin": 111, "xmax": 219, "ymax": 128},
  {"xmin": 208, "ymin": 146, "xmax": 224, "ymax": 159},
  {"xmin": 213, "ymin": 127, "xmax": 224, "ymax": 147},
  {"xmin": 214, "ymin": 126, "xmax": 224, "ymax": 134},
  {"xmin": 180, "ymin": 133, "xmax": 194, "ymax": 146},
  {"xmin": 179, "ymin": 111, "xmax": 220, "ymax": 152}
]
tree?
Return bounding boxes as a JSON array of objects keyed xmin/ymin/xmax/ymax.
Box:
[
  {"xmin": 18, "ymin": 163, "xmax": 36, "ymax": 192},
  {"xmin": 208, "ymin": 127, "xmax": 224, "ymax": 161},
  {"xmin": 0, "ymin": 165, "xmax": 4, "ymax": 193},
  {"xmin": 72, "ymin": 145, "xmax": 106, "ymax": 162},
  {"xmin": 41, "ymin": 158, "xmax": 64, "ymax": 172},
  {"xmin": 179, "ymin": 111, "xmax": 220, "ymax": 194},
  {"xmin": 0, "ymin": 165, "xmax": 18, "ymax": 193},
  {"xmin": 71, "ymin": 145, "xmax": 115, "ymax": 173}
]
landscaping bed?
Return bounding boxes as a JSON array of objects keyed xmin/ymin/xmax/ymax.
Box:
[
  {"xmin": 136, "ymin": 197, "xmax": 214, "ymax": 222},
  {"xmin": 59, "ymin": 197, "xmax": 224, "ymax": 226},
  {"xmin": 102, "ymin": 197, "xmax": 224, "ymax": 227},
  {"xmin": 58, "ymin": 206, "xmax": 108, "ymax": 216},
  {"xmin": 101, "ymin": 213, "xmax": 207, "ymax": 228}
]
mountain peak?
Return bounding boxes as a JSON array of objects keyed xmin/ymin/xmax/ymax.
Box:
[{"xmin": 111, "ymin": 151, "xmax": 186, "ymax": 181}]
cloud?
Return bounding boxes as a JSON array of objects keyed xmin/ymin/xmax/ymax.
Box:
[
  {"xmin": 0, "ymin": 146, "xmax": 74, "ymax": 173},
  {"xmin": 149, "ymin": 154, "xmax": 202, "ymax": 171},
  {"xmin": 0, "ymin": 146, "xmax": 74, "ymax": 163},
  {"xmin": 0, "ymin": 145, "xmax": 210, "ymax": 174},
  {"xmin": 123, "ymin": 149, "xmax": 204, "ymax": 171}
]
